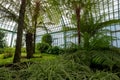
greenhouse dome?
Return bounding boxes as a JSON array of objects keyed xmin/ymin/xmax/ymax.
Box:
[
  {"xmin": 0, "ymin": 0, "xmax": 120, "ymax": 47},
  {"xmin": 0, "ymin": 0, "xmax": 120, "ymax": 80}
]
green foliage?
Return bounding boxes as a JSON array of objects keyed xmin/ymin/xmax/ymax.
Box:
[
  {"xmin": 90, "ymin": 71, "xmax": 120, "ymax": 80},
  {"xmin": 87, "ymin": 32, "xmax": 113, "ymax": 50},
  {"xmin": 65, "ymin": 49, "xmax": 120, "ymax": 72},
  {"xmin": 36, "ymin": 43, "xmax": 50, "ymax": 53},
  {"xmin": 21, "ymin": 47, "xmax": 26, "ymax": 53},
  {"xmin": 90, "ymin": 50, "xmax": 120, "ymax": 71},
  {"xmin": 0, "ymin": 31, "xmax": 6, "ymax": 48},
  {"xmin": 90, "ymin": 35, "xmax": 111, "ymax": 50},
  {"xmin": 65, "ymin": 42, "xmax": 78, "ymax": 53},
  {"xmin": 3, "ymin": 53, "xmax": 13, "ymax": 59},
  {"xmin": 0, "ymin": 48, "xmax": 4, "ymax": 54},
  {"xmin": 3, "ymin": 47, "xmax": 14, "ymax": 59},
  {"xmin": 4, "ymin": 47, "xmax": 15, "ymax": 53},
  {"xmin": 26, "ymin": 57, "xmax": 92, "ymax": 80},
  {"xmin": 47, "ymin": 46, "xmax": 64, "ymax": 55},
  {"xmin": 0, "ymin": 49, "xmax": 120, "ymax": 79},
  {"xmin": 42, "ymin": 34, "xmax": 52, "ymax": 46},
  {"xmin": 69, "ymin": 11, "xmax": 120, "ymax": 50},
  {"xmin": 0, "ymin": 68, "xmax": 13, "ymax": 80}
]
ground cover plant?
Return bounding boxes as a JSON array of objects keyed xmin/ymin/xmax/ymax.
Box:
[{"xmin": 0, "ymin": 47, "xmax": 120, "ymax": 80}]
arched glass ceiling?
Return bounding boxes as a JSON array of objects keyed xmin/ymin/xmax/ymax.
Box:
[
  {"xmin": 0, "ymin": 0, "xmax": 120, "ymax": 47},
  {"xmin": 0, "ymin": 0, "xmax": 20, "ymax": 32}
]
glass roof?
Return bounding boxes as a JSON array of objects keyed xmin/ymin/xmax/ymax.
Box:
[{"xmin": 0, "ymin": 0, "xmax": 120, "ymax": 47}]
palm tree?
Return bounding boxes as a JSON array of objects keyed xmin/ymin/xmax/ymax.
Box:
[
  {"xmin": 81, "ymin": 11, "xmax": 120, "ymax": 49},
  {"xmin": 13, "ymin": 0, "xmax": 27, "ymax": 63},
  {"xmin": 25, "ymin": 0, "xmax": 56, "ymax": 58},
  {"xmin": 24, "ymin": 0, "xmax": 41, "ymax": 58},
  {"xmin": 0, "ymin": 0, "xmax": 60, "ymax": 59},
  {"xmin": 49, "ymin": 0, "xmax": 93, "ymax": 45},
  {"xmin": 66, "ymin": 11, "xmax": 120, "ymax": 50}
]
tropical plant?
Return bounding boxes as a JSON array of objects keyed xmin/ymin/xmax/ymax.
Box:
[
  {"xmin": 65, "ymin": 49, "xmax": 120, "ymax": 72},
  {"xmin": 66, "ymin": 11, "xmax": 120, "ymax": 50},
  {"xmin": 65, "ymin": 42, "xmax": 78, "ymax": 53},
  {"xmin": 80, "ymin": 11, "xmax": 120, "ymax": 50},
  {"xmin": 41, "ymin": 33, "xmax": 52, "ymax": 46},
  {"xmin": 0, "ymin": 49, "xmax": 120, "ymax": 79},
  {"xmin": 90, "ymin": 50, "xmax": 120, "ymax": 71},
  {"xmin": 2, "ymin": 47, "xmax": 14, "ymax": 59},
  {"xmin": 0, "ymin": 0, "xmax": 63, "ymax": 59},
  {"xmin": 0, "ymin": 31, "xmax": 6, "ymax": 48},
  {"xmin": 36, "ymin": 42, "xmax": 50, "ymax": 53},
  {"xmin": 0, "ymin": 0, "xmax": 57, "ymax": 59},
  {"xmin": 47, "ymin": 46, "xmax": 64, "ymax": 55},
  {"xmin": 3, "ymin": 53, "xmax": 13, "ymax": 59},
  {"xmin": 25, "ymin": 0, "xmax": 61, "ymax": 57},
  {"xmin": 89, "ymin": 32, "xmax": 113, "ymax": 50},
  {"xmin": 49, "ymin": 0, "xmax": 100, "ymax": 45}
]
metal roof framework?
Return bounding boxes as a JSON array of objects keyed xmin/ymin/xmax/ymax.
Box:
[{"xmin": 0, "ymin": 0, "xmax": 120, "ymax": 47}]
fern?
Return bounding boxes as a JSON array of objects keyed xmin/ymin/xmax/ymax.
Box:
[
  {"xmin": 90, "ymin": 71, "xmax": 120, "ymax": 80},
  {"xmin": 90, "ymin": 50, "xmax": 120, "ymax": 71}
]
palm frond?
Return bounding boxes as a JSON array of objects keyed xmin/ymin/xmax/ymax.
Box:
[{"xmin": 97, "ymin": 19, "xmax": 120, "ymax": 30}]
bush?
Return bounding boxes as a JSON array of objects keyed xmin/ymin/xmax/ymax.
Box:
[
  {"xmin": 3, "ymin": 53, "xmax": 13, "ymax": 59},
  {"xmin": 42, "ymin": 34, "xmax": 52, "ymax": 46},
  {"xmin": 90, "ymin": 50, "xmax": 120, "ymax": 71},
  {"xmin": 47, "ymin": 46, "xmax": 64, "ymax": 55},
  {"xmin": 0, "ymin": 50, "xmax": 120, "ymax": 80},
  {"xmin": 65, "ymin": 42, "xmax": 78, "ymax": 53},
  {"xmin": 89, "ymin": 34, "xmax": 112, "ymax": 50},
  {"xmin": 0, "ymin": 68, "xmax": 13, "ymax": 80},
  {"xmin": 36, "ymin": 43, "xmax": 50, "ymax": 53},
  {"xmin": 2, "ymin": 47, "xmax": 14, "ymax": 59},
  {"xmin": 0, "ymin": 31, "xmax": 6, "ymax": 48},
  {"xmin": 21, "ymin": 47, "xmax": 26, "ymax": 53},
  {"xmin": 0, "ymin": 48, "xmax": 4, "ymax": 54},
  {"xmin": 4, "ymin": 47, "xmax": 15, "ymax": 53}
]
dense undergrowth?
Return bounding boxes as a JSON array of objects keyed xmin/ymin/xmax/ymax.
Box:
[{"xmin": 0, "ymin": 48, "xmax": 120, "ymax": 80}]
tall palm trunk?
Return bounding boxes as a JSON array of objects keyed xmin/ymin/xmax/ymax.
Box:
[
  {"xmin": 26, "ymin": 32, "xmax": 34, "ymax": 59},
  {"xmin": 75, "ymin": 6, "xmax": 81, "ymax": 45},
  {"xmin": 13, "ymin": 0, "xmax": 26, "ymax": 63}
]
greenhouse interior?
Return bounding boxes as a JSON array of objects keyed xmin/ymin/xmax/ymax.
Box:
[{"xmin": 0, "ymin": 0, "xmax": 120, "ymax": 79}]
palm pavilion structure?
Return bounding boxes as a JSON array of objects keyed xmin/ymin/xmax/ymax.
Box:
[{"xmin": 0, "ymin": 0, "xmax": 120, "ymax": 48}]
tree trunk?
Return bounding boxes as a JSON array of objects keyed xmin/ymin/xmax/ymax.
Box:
[
  {"xmin": 26, "ymin": 32, "xmax": 34, "ymax": 59},
  {"xmin": 75, "ymin": 6, "xmax": 81, "ymax": 45},
  {"xmin": 13, "ymin": 0, "xmax": 26, "ymax": 63}
]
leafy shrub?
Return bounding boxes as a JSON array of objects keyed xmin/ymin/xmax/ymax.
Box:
[
  {"xmin": 2, "ymin": 47, "xmax": 14, "ymax": 59},
  {"xmin": 42, "ymin": 33, "xmax": 52, "ymax": 46},
  {"xmin": 89, "ymin": 34, "xmax": 112, "ymax": 50},
  {"xmin": 3, "ymin": 53, "xmax": 13, "ymax": 59},
  {"xmin": 90, "ymin": 50, "xmax": 120, "ymax": 71},
  {"xmin": 27, "ymin": 55, "xmax": 120, "ymax": 80},
  {"xmin": 0, "ymin": 48, "xmax": 4, "ymax": 54},
  {"xmin": 0, "ymin": 50, "xmax": 120, "ymax": 80},
  {"xmin": 90, "ymin": 71, "xmax": 120, "ymax": 80},
  {"xmin": 47, "ymin": 46, "xmax": 64, "ymax": 55},
  {"xmin": 0, "ymin": 68, "xmax": 13, "ymax": 80},
  {"xmin": 21, "ymin": 47, "xmax": 26, "ymax": 53},
  {"xmin": 0, "ymin": 31, "xmax": 6, "ymax": 48},
  {"xmin": 65, "ymin": 42, "xmax": 78, "ymax": 53},
  {"xmin": 36, "ymin": 43, "xmax": 50, "ymax": 53},
  {"xmin": 64, "ymin": 49, "xmax": 120, "ymax": 72},
  {"xmin": 4, "ymin": 47, "xmax": 15, "ymax": 53},
  {"xmin": 27, "ymin": 57, "xmax": 92, "ymax": 80}
]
